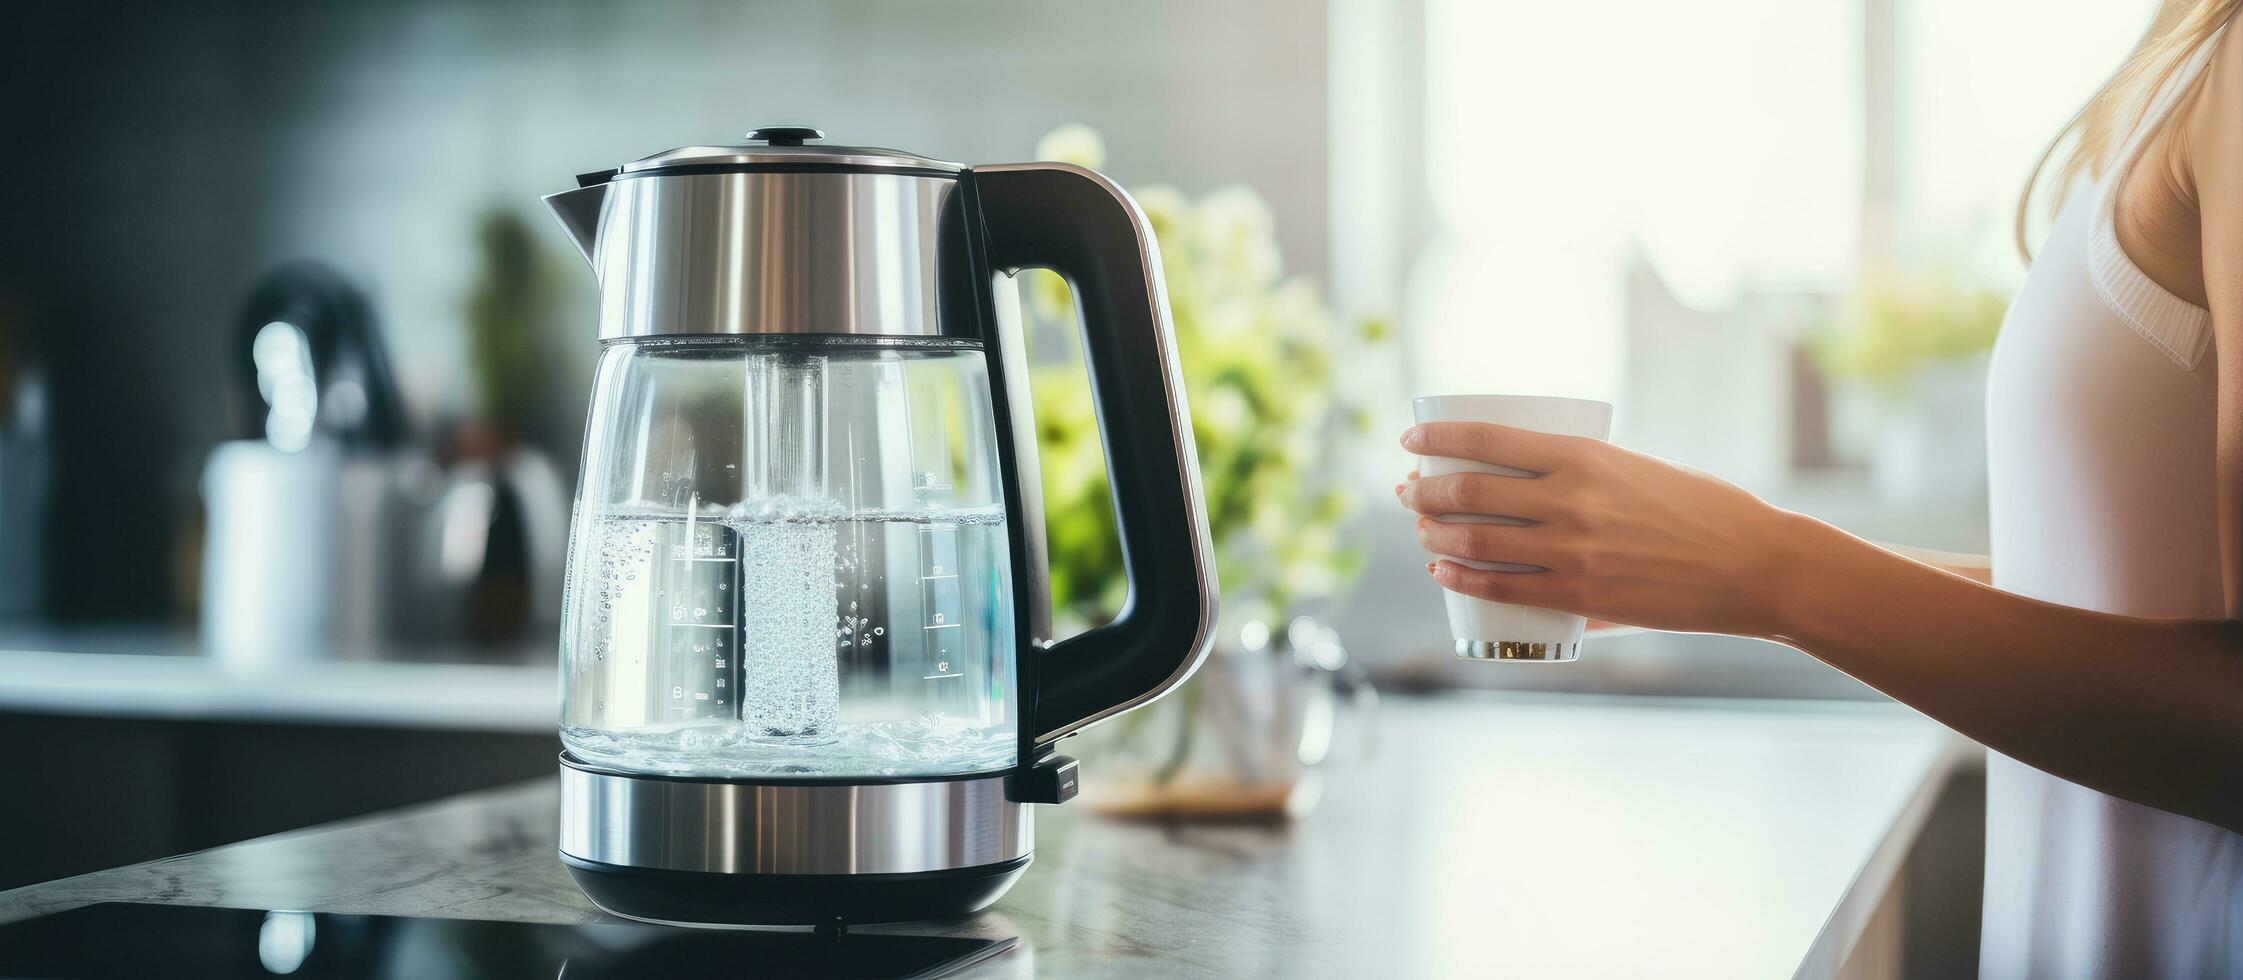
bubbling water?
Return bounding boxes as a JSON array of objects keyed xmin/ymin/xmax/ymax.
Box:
[
  {"xmin": 560, "ymin": 715, "xmax": 1017, "ymax": 778},
  {"xmin": 732, "ymin": 517, "xmax": 840, "ymax": 737},
  {"xmin": 559, "ymin": 502, "xmax": 1017, "ymax": 778}
]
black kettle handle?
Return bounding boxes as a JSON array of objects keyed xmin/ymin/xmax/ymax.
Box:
[
  {"xmin": 231, "ymin": 263, "xmax": 408, "ymax": 449},
  {"xmin": 974, "ymin": 163, "xmax": 1219, "ymax": 747}
]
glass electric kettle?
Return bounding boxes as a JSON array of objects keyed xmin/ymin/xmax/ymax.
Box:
[{"xmin": 542, "ymin": 127, "xmax": 1216, "ymax": 927}]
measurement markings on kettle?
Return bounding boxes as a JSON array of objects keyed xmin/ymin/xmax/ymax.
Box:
[
  {"xmin": 920, "ymin": 521, "xmax": 966, "ymax": 680},
  {"xmin": 662, "ymin": 506, "xmax": 738, "ymax": 713}
]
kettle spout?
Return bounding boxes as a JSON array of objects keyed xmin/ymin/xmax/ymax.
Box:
[{"xmin": 542, "ymin": 182, "xmax": 609, "ymax": 267}]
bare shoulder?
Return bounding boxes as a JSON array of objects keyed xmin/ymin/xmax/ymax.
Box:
[
  {"xmin": 2181, "ymin": 22, "xmax": 2243, "ymax": 192},
  {"xmin": 2186, "ymin": 24, "xmax": 2243, "ymax": 309},
  {"xmin": 2116, "ymin": 24, "xmax": 2243, "ymax": 312},
  {"xmin": 2180, "ymin": 20, "xmax": 2243, "ymax": 387}
]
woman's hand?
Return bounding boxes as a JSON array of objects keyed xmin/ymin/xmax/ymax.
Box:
[{"xmin": 1396, "ymin": 421, "xmax": 1817, "ymax": 638}]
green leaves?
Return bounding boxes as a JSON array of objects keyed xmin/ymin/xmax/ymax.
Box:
[
  {"xmin": 464, "ymin": 208, "xmax": 557, "ymax": 445},
  {"xmin": 1809, "ymin": 267, "xmax": 2006, "ymax": 394}
]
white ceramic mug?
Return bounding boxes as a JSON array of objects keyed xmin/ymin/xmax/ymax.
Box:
[{"xmin": 1413, "ymin": 394, "xmax": 1614, "ymax": 662}]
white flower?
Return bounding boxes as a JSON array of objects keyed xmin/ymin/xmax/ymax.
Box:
[
  {"xmin": 1197, "ymin": 297, "xmax": 1258, "ymax": 341},
  {"xmin": 1200, "ymin": 385, "xmax": 1253, "ymax": 440},
  {"xmin": 1268, "ymin": 278, "xmax": 1329, "ymax": 341},
  {"xmin": 1131, "ymin": 184, "xmax": 1191, "ymax": 244},
  {"xmin": 1191, "ymin": 186, "xmax": 1283, "ymax": 294},
  {"xmin": 1036, "ymin": 124, "xmax": 1107, "ymax": 170}
]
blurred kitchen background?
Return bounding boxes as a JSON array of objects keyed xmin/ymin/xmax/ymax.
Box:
[{"xmin": 0, "ymin": 0, "xmax": 2150, "ymax": 889}]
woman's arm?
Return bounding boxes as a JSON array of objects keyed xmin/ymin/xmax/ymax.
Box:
[
  {"xmin": 1397, "ymin": 423, "xmax": 2243, "ymax": 833},
  {"xmin": 1768, "ymin": 516, "xmax": 2243, "ymax": 831}
]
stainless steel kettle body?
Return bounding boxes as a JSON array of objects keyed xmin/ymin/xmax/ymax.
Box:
[{"xmin": 544, "ymin": 127, "xmax": 1216, "ymax": 926}]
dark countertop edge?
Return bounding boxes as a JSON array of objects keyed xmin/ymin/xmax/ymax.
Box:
[{"xmin": 1792, "ymin": 734, "xmax": 1984, "ymax": 979}]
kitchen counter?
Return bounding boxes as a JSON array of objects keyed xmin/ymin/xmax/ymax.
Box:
[
  {"xmin": 0, "ymin": 693, "xmax": 1971, "ymax": 978},
  {"xmin": 0, "ymin": 638, "xmax": 550, "ymax": 732}
]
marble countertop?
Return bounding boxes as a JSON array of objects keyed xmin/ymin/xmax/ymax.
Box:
[{"xmin": 0, "ymin": 693, "xmax": 1966, "ymax": 978}]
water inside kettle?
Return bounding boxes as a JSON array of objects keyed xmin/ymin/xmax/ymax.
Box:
[{"xmin": 559, "ymin": 503, "xmax": 1017, "ymax": 778}]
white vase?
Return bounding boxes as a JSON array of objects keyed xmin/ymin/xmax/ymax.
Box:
[
  {"xmin": 1870, "ymin": 355, "xmax": 1989, "ymax": 506},
  {"xmin": 1077, "ymin": 615, "xmax": 1375, "ymax": 822}
]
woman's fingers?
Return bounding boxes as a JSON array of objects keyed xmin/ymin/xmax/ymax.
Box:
[
  {"xmin": 1402, "ymin": 421, "xmax": 1583, "ymax": 472},
  {"xmin": 1415, "ymin": 517, "xmax": 1566, "ymax": 569},
  {"xmin": 1427, "ymin": 559, "xmax": 1578, "ymax": 611},
  {"xmin": 1397, "ymin": 471, "xmax": 1569, "ymax": 521}
]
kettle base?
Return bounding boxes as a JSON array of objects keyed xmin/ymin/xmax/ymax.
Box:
[{"xmin": 560, "ymin": 853, "xmax": 1032, "ymax": 927}]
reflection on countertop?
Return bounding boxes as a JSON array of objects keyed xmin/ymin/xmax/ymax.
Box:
[{"xmin": 0, "ymin": 693, "xmax": 1974, "ymax": 978}]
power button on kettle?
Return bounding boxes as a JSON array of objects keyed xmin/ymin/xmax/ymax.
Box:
[
  {"xmin": 747, "ymin": 126, "xmax": 824, "ymax": 146},
  {"xmin": 1008, "ymin": 755, "xmax": 1081, "ymax": 805}
]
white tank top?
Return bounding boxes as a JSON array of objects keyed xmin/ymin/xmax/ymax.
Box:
[{"xmin": 1981, "ymin": 40, "xmax": 2242, "ymax": 977}]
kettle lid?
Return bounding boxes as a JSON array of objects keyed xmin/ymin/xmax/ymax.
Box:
[{"xmin": 618, "ymin": 126, "xmax": 963, "ymax": 176}]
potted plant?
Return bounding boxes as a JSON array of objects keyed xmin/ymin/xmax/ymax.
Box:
[{"xmin": 1018, "ymin": 126, "xmax": 1386, "ymax": 820}]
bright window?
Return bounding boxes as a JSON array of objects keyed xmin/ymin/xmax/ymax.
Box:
[{"xmin": 1409, "ymin": 0, "xmax": 2151, "ymax": 416}]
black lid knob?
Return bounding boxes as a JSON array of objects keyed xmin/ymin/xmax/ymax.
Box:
[{"xmin": 747, "ymin": 126, "xmax": 824, "ymax": 146}]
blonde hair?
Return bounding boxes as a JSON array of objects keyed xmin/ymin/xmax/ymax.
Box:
[{"xmin": 2017, "ymin": 0, "xmax": 2243, "ymax": 260}]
